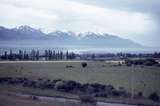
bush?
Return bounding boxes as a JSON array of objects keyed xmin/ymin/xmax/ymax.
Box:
[
  {"xmin": 143, "ymin": 61, "xmax": 152, "ymax": 66},
  {"xmin": 30, "ymin": 95, "xmax": 39, "ymax": 101},
  {"xmin": 125, "ymin": 59, "xmax": 132, "ymax": 66},
  {"xmin": 118, "ymin": 87, "xmax": 127, "ymax": 97},
  {"xmin": 91, "ymin": 83, "xmax": 106, "ymax": 93},
  {"xmin": 125, "ymin": 58, "xmax": 158, "ymax": 66},
  {"xmin": 66, "ymin": 65, "xmax": 74, "ymax": 68},
  {"xmin": 154, "ymin": 64, "xmax": 160, "ymax": 67},
  {"xmin": 81, "ymin": 62, "xmax": 87, "ymax": 68},
  {"xmin": 54, "ymin": 81, "xmax": 65, "ymax": 91},
  {"xmin": 43, "ymin": 80, "xmax": 55, "ymax": 89},
  {"xmin": 63, "ymin": 80, "xmax": 80, "ymax": 92},
  {"xmin": 111, "ymin": 89, "xmax": 121, "ymax": 97},
  {"xmin": 143, "ymin": 59, "xmax": 158, "ymax": 66},
  {"xmin": 79, "ymin": 95, "xmax": 97, "ymax": 105},
  {"xmin": 78, "ymin": 83, "xmax": 90, "ymax": 93},
  {"xmin": 105, "ymin": 85, "xmax": 114, "ymax": 95},
  {"xmin": 137, "ymin": 92, "xmax": 143, "ymax": 97},
  {"xmin": 149, "ymin": 92, "xmax": 159, "ymax": 102},
  {"xmin": 86, "ymin": 85, "xmax": 95, "ymax": 94},
  {"xmin": 94, "ymin": 92, "xmax": 108, "ymax": 98},
  {"xmin": 55, "ymin": 80, "xmax": 80, "ymax": 92}
]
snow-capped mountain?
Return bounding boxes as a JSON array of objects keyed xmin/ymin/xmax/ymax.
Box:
[
  {"xmin": 0, "ymin": 26, "xmax": 143, "ymax": 48},
  {"xmin": 0, "ymin": 26, "xmax": 45, "ymax": 40},
  {"xmin": 47, "ymin": 31, "xmax": 77, "ymax": 40}
]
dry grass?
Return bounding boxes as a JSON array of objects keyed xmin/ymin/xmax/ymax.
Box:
[
  {"xmin": 0, "ymin": 92, "xmax": 86, "ymax": 106},
  {"xmin": 0, "ymin": 61, "xmax": 160, "ymax": 97}
]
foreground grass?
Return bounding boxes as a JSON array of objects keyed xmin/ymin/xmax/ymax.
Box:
[
  {"xmin": 0, "ymin": 90, "xmax": 83, "ymax": 106},
  {"xmin": 0, "ymin": 84, "xmax": 159, "ymax": 106}
]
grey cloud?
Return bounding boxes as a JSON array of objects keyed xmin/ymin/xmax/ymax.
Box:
[
  {"xmin": 70, "ymin": 0, "xmax": 160, "ymax": 46},
  {"xmin": 71, "ymin": 0, "xmax": 160, "ymax": 26},
  {"xmin": 70, "ymin": 0, "xmax": 160, "ymax": 13}
]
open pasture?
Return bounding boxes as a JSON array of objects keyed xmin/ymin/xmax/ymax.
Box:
[{"xmin": 0, "ymin": 61, "xmax": 160, "ymax": 97}]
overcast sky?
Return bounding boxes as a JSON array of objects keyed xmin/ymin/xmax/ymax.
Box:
[{"xmin": 0, "ymin": 0, "xmax": 159, "ymax": 46}]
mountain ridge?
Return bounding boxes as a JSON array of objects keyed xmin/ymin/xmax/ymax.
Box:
[{"xmin": 0, "ymin": 25, "xmax": 144, "ymax": 48}]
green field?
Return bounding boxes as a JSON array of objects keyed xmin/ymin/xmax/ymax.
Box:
[{"xmin": 0, "ymin": 61, "xmax": 160, "ymax": 97}]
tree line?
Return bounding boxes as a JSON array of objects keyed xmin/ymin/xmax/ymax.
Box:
[
  {"xmin": 0, "ymin": 50, "xmax": 76, "ymax": 61},
  {"xmin": 0, "ymin": 49, "xmax": 160, "ymax": 61}
]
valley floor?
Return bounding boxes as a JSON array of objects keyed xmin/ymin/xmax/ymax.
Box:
[{"xmin": 0, "ymin": 61, "xmax": 160, "ymax": 106}]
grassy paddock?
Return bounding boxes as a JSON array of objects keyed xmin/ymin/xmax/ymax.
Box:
[{"xmin": 0, "ymin": 61, "xmax": 160, "ymax": 97}]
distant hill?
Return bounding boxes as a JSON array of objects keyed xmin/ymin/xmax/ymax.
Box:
[{"xmin": 0, "ymin": 26, "xmax": 143, "ymax": 48}]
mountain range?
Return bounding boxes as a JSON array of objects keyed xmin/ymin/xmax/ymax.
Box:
[{"xmin": 0, "ymin": 25, "xmax": 143, "ymax": 48}]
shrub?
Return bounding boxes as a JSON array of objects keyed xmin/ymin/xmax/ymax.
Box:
[
  {"xmin": 86, "ymin": 85, "xmax": 94, "ymax": 94},
  {"xmin": 43, "ymin": 80, "xmax": 55, "ymax": 89},
  {"xmin": 94, "ymin": 92, "xmax": 108, "ymax": 98},
  {"xmin": 125, "ymin": 59, "xmax": 132, "ymax": 66},
  {"xmin": 143, "ymin": 61, "xmax": 152, "ymax": 66},
  {"xmin": 154, "ymin": 64, "xmax": 160, "ymax": 67},
  {"xmin": 63, "ymin": 80, "xmax": 79, "ymax": 92},
  {"xmin": 105, "ymin": 85, "xmax": 114, "ymax": 94},
  {"xmin": 118, "ymin": 62, "xmax": 122, "ymax": 66},
  {"xmin": 79, "ymin": 95, "xmax": 97, "ymax": 105},
  {"xmin": 66, "ymin": 65, "xmax": 74, "ymax": 68},
  {"xmin": 81, "ymin": 62, "xmax": 87, "ymax": 68},
  {"xmin": 79, "ymin": 83, "xmax": 89, "ymax": 92},
  {"xmin": 111, "ymin": 89, "xmax": 121, "ymax": 97},
  {"xmin": 30, "ymin": 95, "xmax": 39, "ymax": 101},
  {"xmin": 118, "ymin": 87, "xmax": 127, "ymax": 97},
  {"xmin": 149, "ymin": 92, "xmax": 159, "ymax": 102},
  {"xmin": 54, "ymin": 81, "xmax": 65, "ymax": 91},
  {"xmin": 125, "ymin": 58, "xmax": 158, "ymax": 66},
  {"xmin": 55, "ymin": 80, "xmax": 80, "ymax": 92},
  {"xmin": 137, "ymin": 92, "xmax": 143, "ymax": 97},
  {"xmin": 91, "ymin": 83, "xmax": 106, "ymax": 93}
]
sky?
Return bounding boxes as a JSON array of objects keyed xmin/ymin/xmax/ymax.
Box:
[{"xmin": 0, "ymin": 0, "xmax": 159, "ymax": 46}]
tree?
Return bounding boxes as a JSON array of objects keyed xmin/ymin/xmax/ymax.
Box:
[
  {"xmin": 60, "ymin": 51, "xmax": 63, "ymax": 60},
  {"xmin": 31, "ymin": 50, "xmax": 36, "ymax": 60},
  {"xmin": 48, "ymin": 50, "xmax": 52, "ymax": 60},
  {"xmin": 45, "ymin": 50, "xmax": 48, "ymax": 60},
  {"xmin": 52, "ymin": 50, "xmax": 56, "ymax": 60},
  {"xmin": 9, "ymin": 50, "xmax": 15, "ymax": 60},
  {"xmin": 36, "ymin": 50, "xmax": 39, "ymax": 60},
  {"xmin": 91, "ymin": 54, "xmax": 95, "ymax": 60},
  {"xmin": 66, "ymin": 51, "xmax": 69, "ymax": 60},
  {"xmin": 4, "ymin": 51, "xmax": 8, "ymax": 60},
  {"xmin": 24, "ymin": 51, "xmax": 29, "ymax": 60},
  {"xmin": 18, "ymin": 50, "xmax": 23, "ymax": 60}
]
